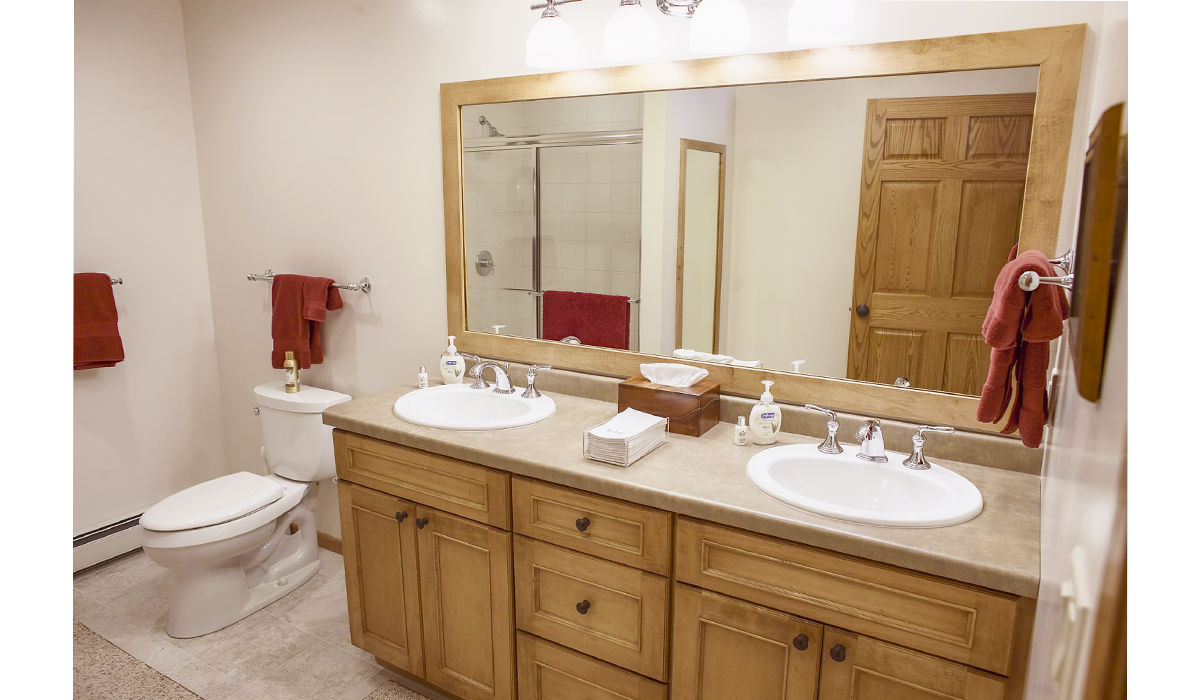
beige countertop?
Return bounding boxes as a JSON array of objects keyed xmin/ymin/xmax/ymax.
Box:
[{"xmin": 324, "ymin": 386, "xmax": 1041, "ymax": 598}]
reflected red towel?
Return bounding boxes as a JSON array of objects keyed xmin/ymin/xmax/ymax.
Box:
[
  {"xmin": 977, "ymin": 247, "xmax": 1069, "ymax": 447},
  {"xmin": 270, "ymin": 274, "xmax": 343, "ymax": 369},
  {"xmin": 542, "ymin": 291, "xmax": 630, "ymax": 350},
  {"xmin": 74, "ymin": 273, "xmax": 125, "ymax": 370}
]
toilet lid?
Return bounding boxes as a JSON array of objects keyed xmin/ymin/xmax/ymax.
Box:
[{"xmin": 141, "ymin": 472, "xmax": 285, "ymax": 532}]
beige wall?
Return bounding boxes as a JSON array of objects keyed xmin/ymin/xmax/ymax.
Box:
[
  {"xmin": 74, "ymin": 0, "xmax": 228, "ymax": 535},
  {"xmin": 724, "ymin": 69, "xmax": 1040, "ymax": 376},
  {"xmin": 1028, "ymin": 2, "xmax": 1127, "ymax": 697},
  {"xmin": 174, "ymin": 0, "xmax": 1111, "ymax": 538}
]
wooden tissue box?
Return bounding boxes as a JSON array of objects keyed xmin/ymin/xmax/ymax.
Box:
[{"xmin": 617, "ymin": 376, "xmax": 721, "ymax": 437}]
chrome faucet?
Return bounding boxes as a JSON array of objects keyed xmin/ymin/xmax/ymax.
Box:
[
  {"xmin": 804, "ymin": 404, "xmax": 842, "ymax": 454},
  {"xmin": 521, "ymin": 365, "xmax": 552, "ymax": 399},
  {"xmin": 902, "ymin": 425, "xmax": 955, "ymax": 470},
  {"xmin": 855, "ymin": 419, "xmax": 887, "ymax": 462},
  {"xmin": 469, "ymin": 360, "xmax": 516, "ymax": 394}
]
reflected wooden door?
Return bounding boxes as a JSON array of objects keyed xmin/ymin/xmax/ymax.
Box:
[{"xmin": 847, "ymin": 94, "xmax": 1035, "ymax": 393}]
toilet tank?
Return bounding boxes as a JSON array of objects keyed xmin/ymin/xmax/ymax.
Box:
[{"xmin": 253, "ymin": 382, "xmax": 352, "ymax": 482}]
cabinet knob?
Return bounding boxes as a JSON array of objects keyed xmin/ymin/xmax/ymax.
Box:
[
  {"xmin": 395, "ymin": 511, "xmax": 408, "ymax": 523},
  {"xmin": 829, "ymin": 644, "xmax": 847, "ymax": 663},
  {"xmin": 415, "ymin": 517, "xmax": 429, "ymax": 530},
  {"xmin": 575, "ymin": 517, "xmax": 591, "ymax": 532},
  {"xmin": 576, "ymin": 600, "xmax": 591, "ymax": 615},
  {"xmin": 792, "ymin": 634, "xmax": 809, "ymax": 651}
]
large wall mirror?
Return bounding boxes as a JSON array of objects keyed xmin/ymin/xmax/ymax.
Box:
[{"xmin": 443, "ymin": 26, "xmax": 1085, "ymax": 430}]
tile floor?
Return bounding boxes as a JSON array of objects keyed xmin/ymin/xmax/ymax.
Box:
[{"xmin": 73, "ymin": 548, "xmax": 410, "ymax": 700}]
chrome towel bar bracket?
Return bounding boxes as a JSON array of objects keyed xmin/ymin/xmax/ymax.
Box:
[{"xmin": 1017, "ymin": 248, "xmax": 1074, "ymax": 292}]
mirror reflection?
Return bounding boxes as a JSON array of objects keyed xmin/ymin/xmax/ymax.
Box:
[{"xmin": 461, "ymin": 66, "xmax": 1040, "ymax": 396}]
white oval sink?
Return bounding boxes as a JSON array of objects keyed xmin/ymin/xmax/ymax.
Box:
[
  {"xmin": 393, "ymin": 384, "xmax": 555, "ymax": 431},
  {"xmin": 747, "ymin": 444, "xmax": 982, "ymax": 527}
]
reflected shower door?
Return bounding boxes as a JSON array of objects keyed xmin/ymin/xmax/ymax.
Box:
[{"xmin": 462, "ymin": 148, "xmax": 538, "ymax": 338}]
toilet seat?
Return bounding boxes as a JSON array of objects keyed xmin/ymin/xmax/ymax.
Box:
[{"xmin": 140, "ymin": 475, "xmax": 308, "ymax": 550}]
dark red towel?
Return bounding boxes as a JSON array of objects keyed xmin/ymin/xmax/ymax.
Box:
[
  {"xmin": 270, "ymin": 274, "xmax": 343, "ymax": 369},
  {"xmin": 977, "ymin": 247, "xmax": 1069, "ymax": 447},
  {"xmin": 74, "ymin": 273, "xmax": 125, "ymax": 370},
  {"xmin": 542, "ymin": 291, "xmax": 630, "ymax": 350}
]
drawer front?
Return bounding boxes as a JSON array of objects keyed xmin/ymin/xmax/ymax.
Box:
[
  {"xmin": 334, "ymin": 430, "xmax": 510, "ymax": 529},
  {"xmin": 514, "ymin": 536, "xmax": 670, "ymax": 681},
  {"xmin": 516, "ymin": 633, "xmax": 666, "ymax": 700},
  {"xmin": 675, "ymin": 517, "xmax": 1020, "ymax": 675},
  {"xmin": 818, "ymin": 628, "xmax": 1009, "ymax": 700},
  {"xmin": 512, "ymin": 477, "xmax": 672, "ymax": 575}
]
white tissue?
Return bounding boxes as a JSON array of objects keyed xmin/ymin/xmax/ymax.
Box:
[
  {"xmin": 640, "ymin": 363, "xmax": 709, "ymax": 388},
  {"xmin": 672, "ymin": 348, "xmax": 763, "ymax": 368}
]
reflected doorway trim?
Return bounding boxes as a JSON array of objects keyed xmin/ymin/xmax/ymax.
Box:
[{"xmin": 675, "ymin": 139, "xmax": 727, "ymax": 355}]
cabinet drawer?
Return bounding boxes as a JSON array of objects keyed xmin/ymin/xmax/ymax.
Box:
[
  {"xmin": 334, "ymin": 430, "xmax": 510, "ymax": 529},
  {"xmin": 514, "ymin": 536, "xmax": 670, "ymax": 681},
  {"xmin": 512, "ymin": 477, "xmax": 672, "ymax": 575},
  {"xmin": 818, "ymin": 628, "xmax": 1009, "ymax": 700},
  {"xmin": 516, "ymin": 633, "xmax": 666, "ymax": 700},
  {"xmin": 675, "ymin": 517, "xmax": 1020, "ymax": 675}
]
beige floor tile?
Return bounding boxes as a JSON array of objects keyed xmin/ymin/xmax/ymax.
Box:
[
  {"xmin": 335, "ymin": 669, "xmax": 406, "ymax": 700},
  {"xmin": 263, "ymin": 572, "xmax": 327, "ymax": 616},
  {"xmin": 324, "ymin": 621, "xmax": 380, "ymax": 666},
  {"xmin": 74, "ymin": 587, "xmax": 105, "ymax": 618},
  {"xmin": 226, "ymin": 690, "xmax": 261, "ymax": 700},
  {"xmin": 245, "ymin": 642, "xmax": 378, "ymax": 700},
  {"xmin": 318, "ymin": 549, "xmax": 346, "ymax": 580},
  {"xmin": 77, "ymin": 604, "xmax": 159, "ymax": 649},
  {"xmin": 156, "ymin": 609, "xmax": 274, "ymax": 655},
  {"xmin": 270, "ymin": 573, "xmax": 350, "ymax": 640},
  {"xmin": 196, "ymin": 614, "xmax": 322, "ymax": 686},
  {"xmin": 166, "ymin": 658, "xmax": 244, "ymax": 700},
  {"xmin": 122, "ymin": 628, "xmax": 198, "ymax": 676},
  {"xmin": 108, "ymin": 576, "xmax": 173, "ymax": 630},
  {"xmin": 74, "ymin": 550, "xmax": 171, "ymax": 604}
]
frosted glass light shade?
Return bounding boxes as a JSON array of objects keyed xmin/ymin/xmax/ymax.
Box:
[
  {"xmin": 603, "ymin": 1, "xmax": 661, "ymax": 62},
  {"xmin": 526, "ymin": 12, "xmax": 580, "ymax": 69},
  {"xmin": 689, "ymin": 0, "xmax": 751, "ymax": 55},
  {"xmin": 787, "ymin": 0, "xmax": 856, "ymax": 46}
]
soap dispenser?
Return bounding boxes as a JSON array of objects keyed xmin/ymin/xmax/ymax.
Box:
[
  {"xmin": 749, "ymin": 380, "xmax": 782, "ymax": 445},
  {"xmin": 439, "ymin": 336, "xmax": 465, "ymax": 384}
]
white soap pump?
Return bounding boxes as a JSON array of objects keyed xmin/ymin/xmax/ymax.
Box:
[
  {"xmin": 439, "ymin": 336, "xmax": 465, "ymax": 384},
  {"xmin": 749, "ymin": 380, "xmax": 782, "ymax": 445}
]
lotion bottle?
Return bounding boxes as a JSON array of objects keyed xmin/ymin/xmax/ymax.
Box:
[
  {"xmin": 749, "ymin": 380, "xmax": 782, "ymax": 445},
  {"xmin": 734, "ymin": 416, "xmax": 749, "ymax": 446},
  {"xmin": 439, "ymin": 336, "xmax": 465, "ymax": 384},
  {"xmin": 418, "ymin": 366, "xmax": 429, "ymax": 389}
]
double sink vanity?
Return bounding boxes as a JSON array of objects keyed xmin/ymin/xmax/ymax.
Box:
[{"xmin": 324, "ymin": 370, "xmax": 1039, "ymax": 700}]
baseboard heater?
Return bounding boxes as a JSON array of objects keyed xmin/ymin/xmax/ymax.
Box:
[{"xmin": 73, "ymin": 514, "xmax": 144, "ymax": 573}]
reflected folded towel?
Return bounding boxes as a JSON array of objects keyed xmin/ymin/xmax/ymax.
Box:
[
  {"xmin": 542, "ymin": 290, "xmax": 630, "ymax": 350},
  {"xmin": 74, "ymin": 273, "xmax": 125, "ymax": 370},
  {"xmin": 672, "ymin": 348, "xmax": 762, "ymax": 368}
]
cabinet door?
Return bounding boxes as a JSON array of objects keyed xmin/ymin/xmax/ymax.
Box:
[
  {"xmin": 338, "ymin": 482, "xmax": 424, "ymax": 676},
  {"xmin": 671, "ymin": 585, "xmax": 822, "ymax": 700},
  {"xmin": 416, "ymin": 506, "xmax": 515, "ymax": 700},
  {"xmin": 818, "ymin": 628, "xmax": 1008, "ymax": 700}
]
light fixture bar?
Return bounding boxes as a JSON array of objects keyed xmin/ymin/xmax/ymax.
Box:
[
  {"xmin": 656, "ymin": 0, "xmax": 700, "ymax": 18},
  {"xmin": 530, "ymin": 0, "xmax": 586, "ymax": 10}
]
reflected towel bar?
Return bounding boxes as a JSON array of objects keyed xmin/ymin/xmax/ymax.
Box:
[
  {"xmin": 247, "ymin": 269, "xmax": 372, "ymax": 293},
  {"xmin": 107, "ymin": 275, "xmax": 123, "ymax": 285},
  {"xmin": 500, "ymin": 288, "xmax": 639, "ymax": 304},
  {"xmin": 1017, "ymin": 249, "xmax": 1074, "ymax": 292}
]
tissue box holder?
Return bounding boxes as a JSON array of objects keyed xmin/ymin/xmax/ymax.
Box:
[{"xmin": 617, "ymin": 376, "xmax": 720, "ymax": 437}]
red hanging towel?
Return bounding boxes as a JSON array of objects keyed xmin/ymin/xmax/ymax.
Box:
[
  {"xmin": 74, "ymin": 273, "xmax": 125, "ymax": 370},
  {"xmin": 270, "ymin": 274, "xmax": 343, "ymax": 369},
  {"xmin": 542, "ymin": 290, "xmax": 631, "ymax": 350}
]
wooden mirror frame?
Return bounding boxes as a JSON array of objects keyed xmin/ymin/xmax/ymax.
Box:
[
  {"xmin": 675, "ymin": 139, "xmax": 727, "ymax": 354},
  {"xmin": 441, "ymin": 25, "xmax": 1085, "ymax": 431}
]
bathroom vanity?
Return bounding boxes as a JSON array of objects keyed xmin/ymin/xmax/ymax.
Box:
[{"xmin": 326, "ymin": 387, "xmax": 1039, "ymax": 700}]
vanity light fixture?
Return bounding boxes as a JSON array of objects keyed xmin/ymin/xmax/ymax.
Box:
[
  {"xmin": 526, "ymin": 0, "xmax": 582, "ymax": 69},
  {"xmin": 787, "ymin": 0, "xmax": 856, "ymax": 47},
  {"xmin": 686, "ymin": 0, "xmax": 750, "ymax": 54},
  {"xmin": 604, "ymin": 0, "xmax": 662, "ymax": 62}
]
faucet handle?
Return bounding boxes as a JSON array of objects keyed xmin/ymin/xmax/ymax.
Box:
[
  {"xmin": 903, "ymin": 425, "xmax": 954, "ymax": 470},
  {"xmin": 804, "ymin": 404, "xmax": 838, "ymax": 424},
  {"xmin": 854, "ymin": 419, "xmax": 881, "ymax": 442},
  {"xmin": 522, "ymin": 365, "xmax": 552, "ymax": 400},
  {"xmin": 805, "ymin": 404, "xmax": 843, "ymax": 454}
]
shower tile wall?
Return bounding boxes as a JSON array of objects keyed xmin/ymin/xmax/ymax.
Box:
[{"xmin": 462, "ymin": 95, "xmax": 642, "ymax": 350}]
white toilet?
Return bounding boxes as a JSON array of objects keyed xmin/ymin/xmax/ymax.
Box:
[{"xmin": 140, "ymin": 382, "xmax": 351, "ymax": 638}]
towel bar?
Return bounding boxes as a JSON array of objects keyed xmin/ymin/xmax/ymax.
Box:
[
  {"xmin": 1017, "ymin": 248, "xmax": 1074, "ymax": 292},
  {"xmin": 107, "ymin": 275, "xmax": 123, "ymax": 285},
  {"xmin": 247, "ymin": 269, "xmax": 371, "ymax": 293},
  {"xmin": 500, "ymin": 288, "xmax": 640, "ymax": 304}
]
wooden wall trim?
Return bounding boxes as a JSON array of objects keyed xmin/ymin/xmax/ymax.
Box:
[
  {"xmin": 317, "ymin": 531, "xmax": 342, "ymax": 555},
  {"xmin": 441, "ymin": 25, "xmax": 1086, "ymax": 432}
]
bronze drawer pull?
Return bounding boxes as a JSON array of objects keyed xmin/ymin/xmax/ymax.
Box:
[
  {"xmin": 415, "ymin": 517, "xmax": 429, "ymax": 530},
  {"xmin": 576, "ymin": 600, "xmax": 591, "ymax": 615},
  {"xmin": 395, "ymin": 511, "xmax": 408, "ymax": 523},
  {"xmin": 575, "ymin": 517, "xmax": 591, "ymax": 532},
  {"xmin": 829, "ymin": 644, "xmax": 847, "ymax": 662},
  {"xmin": 792, "ymin": 634, "xmax": 809, "ymax": 651}
]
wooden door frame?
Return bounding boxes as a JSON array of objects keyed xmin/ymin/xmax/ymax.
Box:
[
  {"xmin": 442, "ymin": 25, "xmax": 1086, "ymax": 432},
  {"xmin": 675, "ymin": 138, "xmax": 727, "ymax": 355}
]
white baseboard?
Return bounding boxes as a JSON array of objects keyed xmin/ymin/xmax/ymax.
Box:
[{"xmin": 74, "ymin": 524, "xmax": 143, "ymax": 572}]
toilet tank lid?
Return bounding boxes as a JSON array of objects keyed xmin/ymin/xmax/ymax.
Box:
[
  {"xmin": 254, "ymin": 382, "xmax": 352, "ymax": 413},
  {"xmin": 141, "ymin": 472, "xmax": 284, "ymax": 532}
]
